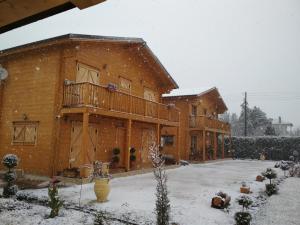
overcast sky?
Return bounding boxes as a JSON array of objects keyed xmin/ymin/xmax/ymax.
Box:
[{"xmin": 0, "ymin": 0, "xmax": 299, "ymax": 128}]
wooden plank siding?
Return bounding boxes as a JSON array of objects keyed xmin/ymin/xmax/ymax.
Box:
[{"xmin": 0, "ymin": 35, "xmax": 179, "ymax": 177}]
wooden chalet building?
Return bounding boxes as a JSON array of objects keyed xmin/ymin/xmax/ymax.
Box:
[
  {"xmin": 161, "ymin": 88, "xmax": 231, "ymax": 161},
  {"xmin": 0, "ymin": 34, "xmax": 180, "ymax": 177}
]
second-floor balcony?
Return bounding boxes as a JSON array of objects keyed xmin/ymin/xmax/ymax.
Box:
[
  {"xmin": 62, "ymin": 82, "xmax": 180, "ymax": 125},
  {"xmin": 189, "ymin": 115, "xmax": 230, "ymax": 133}
]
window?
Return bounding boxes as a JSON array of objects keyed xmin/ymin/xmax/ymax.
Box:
[
  {"xmin": 12, "ymin": 121, "xmax": 38, "ymax": 145},
  {"xmin": 119, "ymin": 77, "xmax": 131, "ymax": 91},
  {"xmin": 162, "ymin": 135, "xmax": 174, "ymax": 146},
  {"xmin": 191, "ymin": 105, "xmax": 197, "ymax": 116}
]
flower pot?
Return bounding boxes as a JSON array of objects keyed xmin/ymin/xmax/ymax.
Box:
[
  {"xmin": 256, "ymin": 175, "xmax": 264, "ymax": 182},
  {"xmin": 94, "ymin": 178, "xmax": 110, "ymax": 202},
  {"xmin": 240, "ymin": 186, "xmax": 250, "ymax": 194}
]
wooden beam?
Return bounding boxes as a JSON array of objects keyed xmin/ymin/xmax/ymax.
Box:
[
  {"xmin": 213, "ymin": 132, "xmax": 217, "ymax": 160},
  {"xmin": 125, "ymin": 119, "xmax": 132, "ymax": 171},
  {"xmin": 222, "ymin": 134, "xmax": 225, "ymax": 159},
  {"xmin": 156, "ymin": 123, "xmax": 160, "ymax": 146},
  {"xmin": 80, "ymin": 112, "xmax": 89, "ymax": 177},
  {"xmin": 176, "ymin": 126, "xmax": 180, "ymax": 161},
  {"xmin": 202, "ymin": 130, "xmax": 206, "ymax": 161}
]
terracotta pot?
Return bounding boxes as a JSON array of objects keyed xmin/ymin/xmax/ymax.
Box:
[
  {"xmin": 240, "ymin": 186, "xmax": 250, "ymax": 194},
  {"xmin": 94, "ymin": 178, "xmax": 110, "ymax": 202},
  {"xmin": 256, "ymin": 175, "xmax": 264, "ymax": 182}
]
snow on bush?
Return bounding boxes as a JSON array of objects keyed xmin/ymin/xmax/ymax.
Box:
[
  {"xmin": 2, "ymin": 154, "xmax": 19, "ymax": 198},
  {"xmin": 2, "ymin": 154, "xmax": 19, "ymax": 169}
]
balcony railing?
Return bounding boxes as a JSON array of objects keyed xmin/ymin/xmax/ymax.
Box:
[
  {"xmin": 189, "ymin": 115, "xmax": 230, "ymax": 132},
  {"xmin": 63, "ymin": 82, "xmax": 180, "ymax": 123}
]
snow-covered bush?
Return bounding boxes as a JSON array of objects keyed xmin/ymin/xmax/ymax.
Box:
[
  {"xmin": 2, "ymin": 154, "xmax": 19, "ymax": 198},
  {"xmin": 262, "ymin": 168, "xmax": 278, "ymax": 196},
  {"xmin": 2, "ymin": 154, "xmax": 19, "ymax": 169},
  {"xmin": 289, "ymin": 164, "xmax": 300, "ymax": 177},
  {"xmin": 265, "ymin": 184, "xmax": 278, "ymax": 196},
  {"xmin": 48, "ymin": 178, "xmax": 63, "ymax": 218},
  {"xmin": 234, "ymin": 196, "xmax": 253, "ymax": 225},
  {"xmin": 149, "ymin": 143, "xmax": 170, "ymax": 225},
  {"xmin": 280, "ymin": 162, "xmax": 290, "ymax": 176}
]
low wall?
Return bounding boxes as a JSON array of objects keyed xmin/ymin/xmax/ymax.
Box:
[{"xmin": 225, "ymin": 136, "xmax": 300, "ymax": 160}]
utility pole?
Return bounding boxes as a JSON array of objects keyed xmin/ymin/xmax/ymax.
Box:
[{"xmin": 244, "ymin": 92, "xmax": 247, "ymax": 137}]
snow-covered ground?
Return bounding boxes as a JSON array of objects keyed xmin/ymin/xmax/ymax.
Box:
[{"xmin": 1, "ymin": 160, "xmax": 296, "ymax": 225}]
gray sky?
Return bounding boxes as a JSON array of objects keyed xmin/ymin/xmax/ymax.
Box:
[{"xmin": 1, "ymin": 0, "xmax": 300, "ymax": 128}]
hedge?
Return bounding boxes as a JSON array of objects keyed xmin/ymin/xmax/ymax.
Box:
[{"xmin": 225, "ymin": 136, "xmax": 300, "ymax": 160}]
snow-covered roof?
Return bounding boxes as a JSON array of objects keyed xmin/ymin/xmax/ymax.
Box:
[{"xmin": 162, "ymin": 87, "xmax": 215, "ymax": 97}]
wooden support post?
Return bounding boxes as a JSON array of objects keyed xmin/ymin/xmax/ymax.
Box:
[
  {"xmin": 156, "ymin": 123, "xmax": 160, "ymax": 146},
  {"xmin": 202, "ymin": 130, "xmax": 206, "ymax": 161},
  {"xmin": 222, "ymin": 134, "xmax": 225, "ymax": 159},
  {"xmin": 80, "ymin": 112, "xmax": 89, "ymax": 177},
  {"xmin": 176, "ymin": 126, "xmax": 180, "ymax": 161},
  {"xmin": 213, "ymin": 132, "xmax": 217, "ymax": 160},
  {"xmin": 125, "ymin": 119, "xmax": 132, "ymax": 171}
]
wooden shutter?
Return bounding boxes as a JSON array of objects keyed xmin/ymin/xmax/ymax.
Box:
[
  {"xmin": 76, "ymin": 63, "xmax": 99, "ymax": 85},
  {"xmin": 13, "ymin": 125, "xmax": 25, "ymax": 143},
  {"xmin": 24, "ymin": 125, "xmax": 37, "ymax": 144}
]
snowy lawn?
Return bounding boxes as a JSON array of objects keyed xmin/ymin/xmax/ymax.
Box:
[{"xmin": 0, "ymin": 160, "xmax": 290, "ymax": 225}]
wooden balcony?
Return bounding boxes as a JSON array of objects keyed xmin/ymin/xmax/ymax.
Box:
[
  {"xmin": 189, "ymin": 115, "xmax": 231, "ymax": 134},
  {"xmin": 62, "ymin": 82, "xmax": 180, "ymax": 126}
]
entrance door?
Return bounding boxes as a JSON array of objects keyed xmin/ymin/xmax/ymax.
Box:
[
  {"xmin": 116, "ymin": 127, "xmax": 126, "ymax": 167},
  {"xmin": 190, "ymin": 135, "xmax": 198, "ymax": 159},
  {"xmin": 141, "ymin": 129, "xmax": 155, "ymax": 166},
  {"xmin": 69, "ymin": 122, "xmax": 99, "ymax": 168}
]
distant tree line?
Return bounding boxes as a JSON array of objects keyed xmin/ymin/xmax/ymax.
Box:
[{"xmin": 219, "ymin": 103, "xmax": 275, "ymax": 136}]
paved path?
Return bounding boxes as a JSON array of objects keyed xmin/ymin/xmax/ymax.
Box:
[{"xmin": 253, "ymin": 177, "xmax": 300, "ymax": 225}]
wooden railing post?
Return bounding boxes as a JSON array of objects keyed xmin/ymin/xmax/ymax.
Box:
[
  {"xmin": 213, "ymin": 132, "xmax": 217, "ymax": 160},
  {"xmin": 222, "ymin": 133, "xmax": 225, "ymax": 159},
  {"xmin": 125, "ymin": 119, "xmax": 132, "ymax": 171},
  {"xmin": 80, "ymin": 112, "xmax": 89, "ymax": 177},
  {"xmin": 202, "ymin": 130, "xmax": 206, "ymax": 161}
]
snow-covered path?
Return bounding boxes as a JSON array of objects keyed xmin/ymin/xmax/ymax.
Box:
[{"xmin": 253, "ymin": 177, "xmax": 300, "ymax": 225}]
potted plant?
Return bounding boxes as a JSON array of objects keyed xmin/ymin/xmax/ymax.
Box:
[
  {"xmin": 2, "ymin": 154, "xmax": 19, "ymax": 197},
  {"xmin": 130, "ymin": 147, "xmax": 137, "ymax": 169},
  {"xmin": 234, "ymin": 196, "xmax": 253, "ymax": 225},
  {"xmin": 111, "ymin": 147, "xmax": 120, "ymax": 168},
  {"xmin": 90, "ymin": 161, "xmax": 111, "ymax": 202},
  {"xmin": 262, "ymin": 168, "xmax": 278, "ymax": 196},
  {"xmin": 240, "ymin": 181, "xmax": 250, "ymax": 194}
]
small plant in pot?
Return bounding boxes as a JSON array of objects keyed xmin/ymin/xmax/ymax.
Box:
[
  {"xmin": 2, "ymin": 154, "xmax": 19, "ymax": 197},
  {"xmin": 111, "ymin": 148, "xmax": 120, "ymax": 168},
  {"xmin": 130, "ymin": 147, "xmax": 137, "ymax": 169},
  {"xmin": 234, "ymin": 195, "xmax": 253, "ymax": 225},
  {"xmin": 262, "ymin": 168, "xmax": 278, "ymax": 196},
  {"xmin": 90, "ymin": 161, "xmax": 111, "ymax": 203}
]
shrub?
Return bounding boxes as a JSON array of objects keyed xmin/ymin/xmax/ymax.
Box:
[
  {"xmin": 262, "ymin": 168, "xmax": 277, "ymax": 185},
  {"xmin": 130, "ymin": 155, "xmax": 136, "ymax": 161},
  {"xmin": 48, "ymin": 178, "xmax": 63, "ymax": 218},
  {"xmin": 112, "ymin": 148, "xmax": 120, "ymax": 155},
  {"xmin": 2, "ymin": 154, "xmax": 19, "ymax": 169},
  {"xmin": 289, "ymin": 164, "xmax": 300, "ymax": 177},
  {"xmin": 280, "ymin": 162, "xmax": 290, "ymax": 176},
  {"xmin": 234, "ymin": 212, "xmax": 252, "ymax": 225},
  {"xmin": 234, "ymin": 196, "xmax": 253, "ymax": 225},
  {"xmin": 130, "ymin": 147, "xmax": 136, "ymax": 154},
  {"xmin": 2, "ymin": 154, "xmax": 19, "ymax": 198},
  {"xmin": 265, "ymin": 183, "xmax": 278, "ymax": 196},
  {"xmin": 112, "ymin": 155, "xmax": 120, "ymax": 163},
  {"xmin": 149, "ymin": 143, "xmax": 170, "ymax": 225}
]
